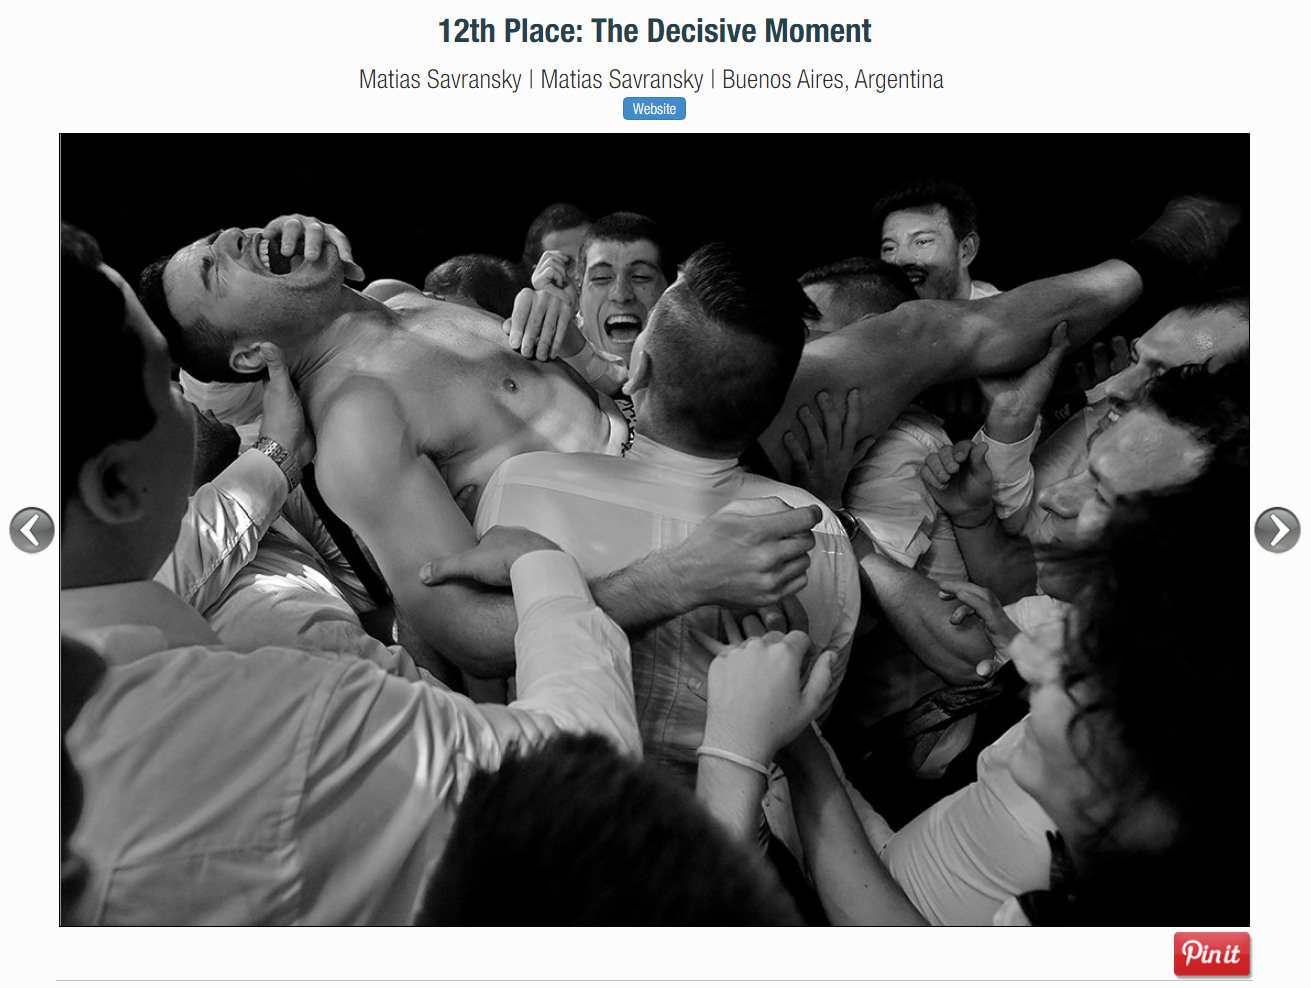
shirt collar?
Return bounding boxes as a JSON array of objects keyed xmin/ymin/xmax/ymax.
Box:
[
  {"xmin": 626, "ymin": 434, "xmax": 743, "ymax": 483},
  {"xmin": 61, "ymin": 580, "xmax": 222, "ymax": 659}
]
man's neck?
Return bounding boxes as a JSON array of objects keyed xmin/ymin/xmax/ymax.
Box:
[
  {"xmin": 286, "ymin": 287, "xmax": 398, "ymax": 394},
  {"xmin": 635, "ymin": 400, "xmax": 744, "ymax": 461}
]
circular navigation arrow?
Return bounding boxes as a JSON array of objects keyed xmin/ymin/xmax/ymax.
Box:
[
  {"xmin": 1255, "ymin": 507, "xmax": 1300, "ymax": 554},
  {"xmin": 9, "ymin": 507, "xmax": 54, "ymax": 554}
]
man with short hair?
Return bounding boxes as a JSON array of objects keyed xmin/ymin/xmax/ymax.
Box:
[
  {"xmin": 140, "ymin": 199, "xmax": 1234, "ymax": 679},
  {"xmin": 520, "ymin": 201, "xmax": 592, "ymax": 281},
  {"xmin": 60, "ymin": 223, "xmax": 642, "ymax": 924},
  {"xmin": 466, "ymin": 244, "xmax": 860, "ymax": 783},
  {"xmin": 872, "ymin": 178, "xmax": 998, "ymax": 301}
]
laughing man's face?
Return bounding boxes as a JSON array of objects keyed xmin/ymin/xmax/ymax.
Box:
[
  {"xmin": 163, "ymin": 226, "xmax": 344, "ymax": 352},
  {"xmin": 578, "ymin": 238, "xmax": 668, "ymax": 361}
]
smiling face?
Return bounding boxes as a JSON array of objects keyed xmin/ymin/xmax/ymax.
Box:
[
  {"xmin": 1033, "ymin": 408, "xmax": 1207, "ymax": 597},
  {"xmin": 162, "ymin": 226, "xmax": 345, "ymax": 364},
  {"xmin": 578, "ymin": 238, "xmax": 669, "ymax": 360},
  {"xmin": 879, "ymin": 205, "xmax": 975, "ymax": 300}
]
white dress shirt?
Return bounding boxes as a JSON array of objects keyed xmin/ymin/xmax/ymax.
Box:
[
  {"xmin": 476, "ymin": 434, "xmax": 859, "ymax": 782},
  {"xmin": 63, "ymin": 551, "xmax": 640, "ymax": 925}
]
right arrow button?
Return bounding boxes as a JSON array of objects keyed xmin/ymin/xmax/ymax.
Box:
[{"xmin": 1255, "ymin": 507, "xmax": 1300, "ymax": 554}]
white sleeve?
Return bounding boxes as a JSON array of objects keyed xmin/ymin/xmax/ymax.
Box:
[
  {"xmin": 153, "ymin": 448, "xmax": 288, "ymax": 612},
  {"xmin": 975, "ymin": 422, "xmax": 1040, "ymax": 530},
  {"xmin": 294, "ymin": 550, "xmax": 640, "ymax": 919}
]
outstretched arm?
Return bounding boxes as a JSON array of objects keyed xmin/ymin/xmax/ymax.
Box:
[{"xmin": 763, "ymin": 260, "xmax": 1142, "ymax": 478}]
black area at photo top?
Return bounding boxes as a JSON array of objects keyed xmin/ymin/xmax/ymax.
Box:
[{"xmin": 60, "ymin": 133, "xmax": 1248, "ymax": 314}]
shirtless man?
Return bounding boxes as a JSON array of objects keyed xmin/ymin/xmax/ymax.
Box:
[
  {"xmin": 141, "ymin": 216, "xmax": 821, "ymax": 678},
  {"xmin": 140, "ymin": 199, "xmax": 1236, "ymax": 676}
]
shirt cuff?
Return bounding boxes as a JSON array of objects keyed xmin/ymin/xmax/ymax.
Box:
[
  {"xmin": 510, "ymin": 549, "xmax": 593, "ymax": 618},
  {"xmin": 976, "ymin": 421, "xmax": 1041, "ymax": 461},
  {"xmin": 221, "ymin": 447, "xmax": 291, "ymax": 523}
]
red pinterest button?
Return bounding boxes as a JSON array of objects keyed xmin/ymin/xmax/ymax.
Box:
[{"xmin": 1174, "ymin": 932, "xmax": 1250, "ymax": 976}]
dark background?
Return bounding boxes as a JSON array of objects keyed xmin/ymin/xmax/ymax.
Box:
[{"xmin": 61, "ymin": 134, "xmax": 1248, "ymax": 309}]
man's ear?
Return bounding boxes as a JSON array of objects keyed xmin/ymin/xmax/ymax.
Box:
[
  {"xmin": 229, "ymin": 342, "xmax": 270, "ymax": 376},
  {"xmin": 959, "ymin": 231, "xmax": 980, "ymax": 269},
  {"xmin": 624, "ymin": 340, "xmax": 653, "ymax": 396},
  {"xmin": 76, "ymin": 444, "xmax": 146, "ymax": 526}
]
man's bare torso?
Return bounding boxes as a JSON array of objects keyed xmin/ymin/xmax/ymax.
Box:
[{"xmin": 301, "ymin": 291, "xmax": 622, "ymax": 509}]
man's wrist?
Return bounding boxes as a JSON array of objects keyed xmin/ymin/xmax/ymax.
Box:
[
  {"xmin": 252, "ymin": 435, "xmax": 301, "ymax": 492},
  {"xmin": 951, "ymin": 508, "xmax": 995, "ymax": 530}
]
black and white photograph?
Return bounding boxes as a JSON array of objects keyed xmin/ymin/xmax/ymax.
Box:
[{"xmin": 59, "ymin": 133, "xmax": 1249, "ymax": 928}]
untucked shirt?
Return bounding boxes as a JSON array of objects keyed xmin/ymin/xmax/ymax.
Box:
[
  {"xmin": 476, "ymin": 434, "xmax": 859, "ymax": 782},
  {"xmin": 63, "ymin": 551, "xmax": 640, "ymax": 925}
]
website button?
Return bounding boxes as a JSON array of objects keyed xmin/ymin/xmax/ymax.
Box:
[{"xmin": 622, "ymin": 97, "xmax": 686, "ymax": 120}]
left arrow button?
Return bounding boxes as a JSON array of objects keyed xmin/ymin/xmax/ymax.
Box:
[{"xmin": 9, "ymin": 507, "xmax": 54, "ymax": 554}]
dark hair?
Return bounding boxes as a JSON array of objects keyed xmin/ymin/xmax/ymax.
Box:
[
  {"xmin": 138, "ymin": 245, "xmax": 256, "ymax": 383},
  {"xmin": 1175, "ymin": 285, "xmax": 1250, "ymax": 324},
  {"xmin": 1032, "ymin": 365, "xmax": 1249, "ymax": 925},
  {"xmin": 61, "ymin": 224, "xmax": 156, "ymax": 506},
  {"xmin": 798, "ymin": 256, "xmax": 917, "ymax": 315},
  {"xmin": 646, "ymin": 243, "xmax": 811, "ymax": 451},
  {"xmin": 1140, "ymin": 353, "xmax": 1249, "ymax": 460},
  {"xmin": 521, "ymin": 202, "xmax": 593, "ymax": 272},
  {"xmin": 423, "ymin": 253, "xmax": 527, "ymax": 318},
  {"xmin": 578, "ymin": 211, "xmax": 676, "ymax": 286},
  {"xmin": 416, "ymin": 733, "xmax": 800, "ymax": 925},
  {"xmin": 871, "ymin": 178, "xmax": 980, "ymax": 242}
]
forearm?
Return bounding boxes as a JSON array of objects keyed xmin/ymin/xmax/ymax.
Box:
[
  {"xmin": 558, "ymin": 337, "xmax": 628, "ymax": 397},
  {"xmin": 860, "ymin": 553, "xmax": 992, "ymax": 685},
  {"xmin": 696, "ymin": 758, "xmax": 768, "ymax": 845},
  {"xmin": 395, "ymin": 583, "xmax": 519, "ymax": 679},
  {"xmin": 154, "ymin": 448, "xmax": 288, "ymax": 611},
  {"xmin": 967, "ymin": 260, "xmax": 1142, "ymax": 375},
  {"xmin": 951, "ymin": 514, "xmax": 1037, "ymax": 604},
  {"xmin": 591, "ymin": 549, "xmax": 694, "ymax": 636},
  {"xmin": 782, "ymin": 734, "xmax": 925, "ymax": 926}
]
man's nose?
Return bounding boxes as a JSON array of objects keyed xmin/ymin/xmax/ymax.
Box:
[
  {"xmin": 609, "ymin": 275, "xmax": 634, "ymax": 301},
  {"xmin": 1103, "ymin": 362, "xmax": 1150, "ymax": 404},
  {"xmin": 1038, "ymin": 474, "xmax": 1091, "ymax": 519},
  {"xmin": 888, "ymin": 243, "xmax": 913, "ymax": 267}
]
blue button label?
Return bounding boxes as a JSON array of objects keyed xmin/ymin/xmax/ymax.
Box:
[{"xmin": 622, "ymin": 96, "xmax": 686, "ymax": 120}]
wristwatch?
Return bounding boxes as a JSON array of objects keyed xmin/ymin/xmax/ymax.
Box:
[
  {"xmin": 833, "ymin": 507, "xmax": 860, "ymax": 542},
  {"xmin": 253, "ymin": 435, "xmax": 302, "ymax": 492}
]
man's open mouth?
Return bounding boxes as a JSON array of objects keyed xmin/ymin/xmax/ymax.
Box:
[
  {"xmin": 256, "ymin": 234, "xmax": 306, "ymax": 276},
  {"xmin": 604, "ymin": 313, "xmax": 642, "ymax": 342},
  {"xmin": 903, "ymin": 268, "xmax": 926, "ymax": 285}
]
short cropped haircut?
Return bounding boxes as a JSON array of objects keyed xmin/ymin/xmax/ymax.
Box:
[
  {"xmin": 416, "ymin": 733, "xmax": 800, "ymax": 925},
  {"xmin": 799, "ymin": 256, "xmax": 917, "ymax": 314},
  {"xmin": 647, "ymin": 242, "xmax": 811, "ymax": 449},
  {"xmin": 578, "ymin": 211, "xmax": 677, "ymax": 286},
  {"xmin": 424, "ymin": 253, "xmax": 527, "ymax": 318},
  {"xmin": 138, "ymin": 244, "xmax": 256, "ymax": 383},
  {"xmin": 521, "ymin": 202, "xmax": 592, "ymax": 272},
  {"xmin": 61, "ymin": 223, "xmax": 156, "ymax": 505},
  {"xmin": 871, "ymin": 178, "xmax": 980, "ymax": 242}
]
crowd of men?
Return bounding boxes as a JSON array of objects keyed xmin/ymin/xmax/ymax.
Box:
[{"xmin": 60, "ymin": 179, "xmax": 1249, "ymax": 925}]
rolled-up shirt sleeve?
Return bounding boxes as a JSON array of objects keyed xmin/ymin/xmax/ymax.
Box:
[
  {"xmin": 975, "ymin": 423, "xmax": 1041, "ymax": 532},
  {"xmin": 154, "ymin": 449, "xmax": 289, "ymax": 612}
]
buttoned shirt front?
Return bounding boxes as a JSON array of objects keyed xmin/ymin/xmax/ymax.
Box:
[
  {"xmin": 63, "ymin": 551, "xmax": 639, "ymax": 925},
  {"xmin": 476, "ymin": 434, "xmax": 859, "ymax": 782}
]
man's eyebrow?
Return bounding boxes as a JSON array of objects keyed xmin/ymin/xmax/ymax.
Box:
[
  {"xmin": 199, "ymin": 229, "xmax": 222, "ymax": 291},
  {"xmin": 587, "ymin": 261, "xmax": 614, "ymax": 272}
]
